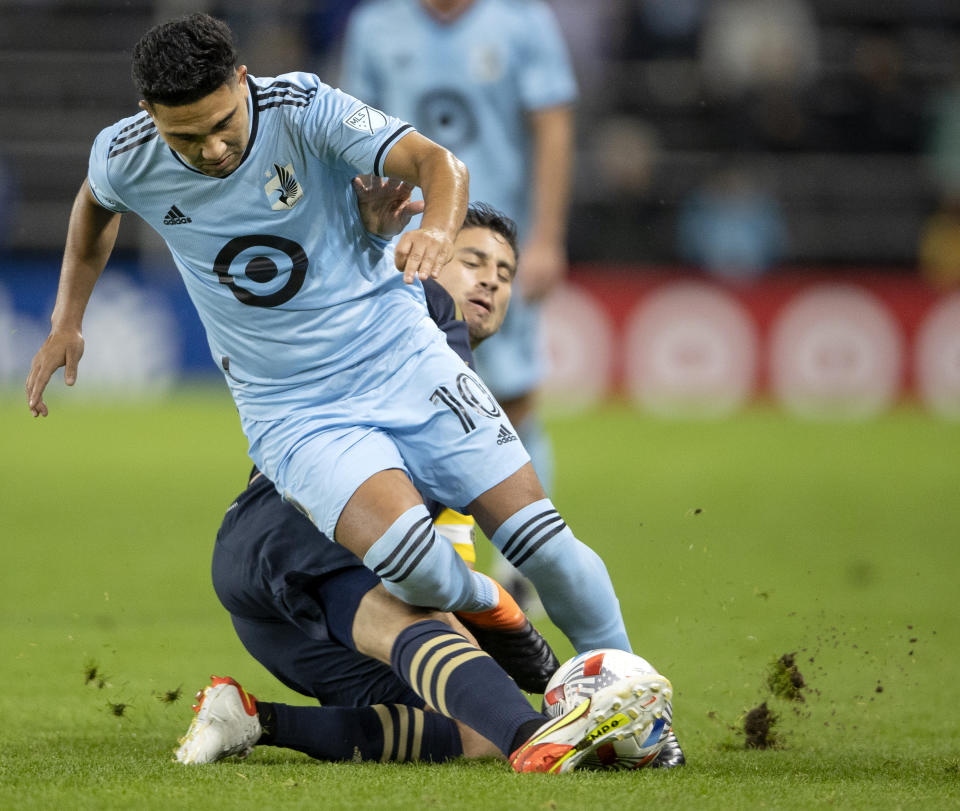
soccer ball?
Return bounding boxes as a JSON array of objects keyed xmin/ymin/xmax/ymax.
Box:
[{"xmin": 542, "ymin": 649, "xmax": 673, "ymax": 770}]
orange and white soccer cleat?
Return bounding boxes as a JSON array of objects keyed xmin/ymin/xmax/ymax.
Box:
[{"xmin": 174, "ymin": 676, "xmax": 261, "ymax": 764}]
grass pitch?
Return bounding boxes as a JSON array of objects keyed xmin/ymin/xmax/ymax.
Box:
[{"xmin": 2, "ymin": 386, "xmax": 958, "ymax": 809}]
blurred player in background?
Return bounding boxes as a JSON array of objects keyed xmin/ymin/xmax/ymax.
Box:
[
  {"xmin": 341, "ymin": 0, "xmax": 577, "ymax": 607},
  {"xmin": 25, "ymin": 13, "xmax": 637, "ymax": 771}
]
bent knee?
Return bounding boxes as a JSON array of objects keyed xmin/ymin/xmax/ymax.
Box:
[{"xmin": 351, "ymin": 584, "xmax": 449, "ymax": 662}]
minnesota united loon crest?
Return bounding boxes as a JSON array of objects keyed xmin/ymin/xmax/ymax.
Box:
[{"xmin": 264, "ymin": 163, "xmax": 304, "ymax": 211}]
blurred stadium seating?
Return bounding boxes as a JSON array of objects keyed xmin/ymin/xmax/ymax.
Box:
[
  {"xmin": 2, "ymin": 0, "xmax": 959, "ymax": 264},
  {"xmin": 1, "ymin": 1, "xmax": 958, "ymax": 415}
]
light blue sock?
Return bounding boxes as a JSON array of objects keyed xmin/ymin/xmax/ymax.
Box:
[
  {"xmin": 363, "ymin": 504, "xmax": 497, "ymax": 612},
  {"xmin": 491, "ymin": 499, "xmax": 631, "ymax": 653}
]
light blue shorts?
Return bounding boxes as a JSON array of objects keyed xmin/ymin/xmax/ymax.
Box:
[
  {"xmin": 242, "ymin": 326, "xmax": 531, "ymax": 539},
  {"xmin": 472, "ymin": 292, "xmax": 542, "ymax": 401}
]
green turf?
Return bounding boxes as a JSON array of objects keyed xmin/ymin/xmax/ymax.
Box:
[{"xmin": 2, "ymin": 386, "xmax": 958, "ymax": 809}]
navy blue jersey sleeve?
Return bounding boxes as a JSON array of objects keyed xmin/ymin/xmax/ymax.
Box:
[{"xmin": 422, "ymin": 278, "xmax": 473, "ymax": 367}]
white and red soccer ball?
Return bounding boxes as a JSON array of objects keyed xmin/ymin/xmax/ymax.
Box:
[{"xmin": 542, "ymin": 648, "xmax": 673, "ymax": 770}]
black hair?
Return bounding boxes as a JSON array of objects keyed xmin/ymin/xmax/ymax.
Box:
[
  {"xmin": 462, "ymin": 202, "xmax": 519, "ymax": 264},
  {"xmin": 132, "ymin": 13, "xmax": 238, "ymax": 106}
]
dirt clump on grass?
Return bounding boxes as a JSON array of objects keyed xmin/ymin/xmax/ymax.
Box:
[
  {"xmin": 738, "ymin": 652, "xmax": 808, "ymax": 750},
  {"xmin": 108, "ymin": 701, "xmax": 127, "ymax": 717},
  {"xmin": 744, "ymin": 702, "xmax": 778, "ymax": 749},
  {"xmin": 83, "ymin": 659, "xmax": 109, "ymax": 690},
  {"xmin": 155, "ymin": 685, "xmax": 183, "ymax": 704},
  {"xmin": 767, "ymin": 652, "xmax": 806, "ymax": 702}
]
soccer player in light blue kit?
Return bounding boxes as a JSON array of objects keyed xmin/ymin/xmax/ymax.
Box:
[
  {"xmin": 341, "ymin": 0, "xmax": 576, "ymax": 497},
  {"xmin": 25, "ymin": 12, "xmax": 637, "ymax": 773}
]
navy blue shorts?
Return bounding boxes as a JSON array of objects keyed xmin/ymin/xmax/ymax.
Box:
[{"xmin": 211, "ymin": 474, "xmax": 423, "ymax": 708}]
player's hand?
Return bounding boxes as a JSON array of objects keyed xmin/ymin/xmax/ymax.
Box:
[
  {"xmin": 394, "ymin": 226, "xmax": 455, "ymax": 284},
  {"xmin": 352, "ymin": 174, "xmax": 424, "ymax": 239},
  {"xmin": 25, "ymin": 329, "xmax": 85, "ymax": 417},
  {"xmin": 517, "ymin": 237, "xmax": 568, "ymax": 301}
]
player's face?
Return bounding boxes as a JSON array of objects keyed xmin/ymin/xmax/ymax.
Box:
[
  {"xmin": 142, "ymin": 67, "xmax": 250, "ymax": 178},
  {"xmin": 437, "ymin": 226, "xmax": 515, "ymax": 347},
  {"xmin": 421, "ymin": 0, "xmax": 475, "ymax": 16}
]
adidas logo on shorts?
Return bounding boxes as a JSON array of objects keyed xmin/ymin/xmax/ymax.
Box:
[{"xmin": 496, "ymin": 424, "xmax": 517, "ymax": 445}]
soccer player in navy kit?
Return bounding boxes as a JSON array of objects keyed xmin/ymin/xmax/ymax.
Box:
[{"xmin": 25, "ymin": 14, "xmax": 657, "ymax": 772}]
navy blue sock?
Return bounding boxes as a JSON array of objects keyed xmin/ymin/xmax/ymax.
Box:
[
  {"xmin": 390, "ymin": 620, "xmax": 546, "ymax": 756},
  {"xmin": 257, "ymin": 701, "xmax": 462, "ymax": 762}
]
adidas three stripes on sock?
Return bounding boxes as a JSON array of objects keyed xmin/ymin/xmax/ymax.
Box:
[{"xmin": 257, "ymin": 700, "xmax": 463, "ymax": 763}]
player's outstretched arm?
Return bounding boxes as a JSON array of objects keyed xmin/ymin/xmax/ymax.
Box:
[
  {"xmin": 380, "ymin": 131, "xmax": 468, "ymax": 284},
  {"xmin": 26, "ymin": 181, "xmax": 121, "ymax": 417}
]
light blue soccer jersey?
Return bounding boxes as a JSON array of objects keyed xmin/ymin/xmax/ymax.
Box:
[
  {"xmin": 340, "ymin": 0, "xmax": 577, "ymax": 237},
  {"xmin": 87, "ymin": 73, "xmax": 428, "ymax": 419}
]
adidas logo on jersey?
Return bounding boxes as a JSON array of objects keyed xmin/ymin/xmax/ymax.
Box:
[
  {"xmin": 163, "ymin": 205, "xmax": 192, "ymax": 225},
  {"xmin": 496, "ymin": 424, "xmax": 517, "ymax": 445}
]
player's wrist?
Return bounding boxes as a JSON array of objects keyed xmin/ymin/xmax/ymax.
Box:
[{"xmin": 48, "ymin": 319, "xmax": 83, "ymax": 337}]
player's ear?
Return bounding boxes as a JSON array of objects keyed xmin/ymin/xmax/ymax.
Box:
[
  {"xmin": 138, "ymin": 100, "xmax": 152, "ymax": 115},
  {"xmin": 236, "ymin": 65, "xmax": 248, "ymax": 86}
]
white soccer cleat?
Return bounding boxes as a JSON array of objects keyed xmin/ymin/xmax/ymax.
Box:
[
  {"xmin": 175, "ymin": 676, "xmax": 261, "ymax": 765},
  {"xmin": 510, "ymin": 673, "xmax": 673, "ymax": 773}
]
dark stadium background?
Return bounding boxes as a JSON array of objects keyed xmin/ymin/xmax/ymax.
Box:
[{"xmin": 1, "ymin": 0, "xmax": 958, "ymax": 417}]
